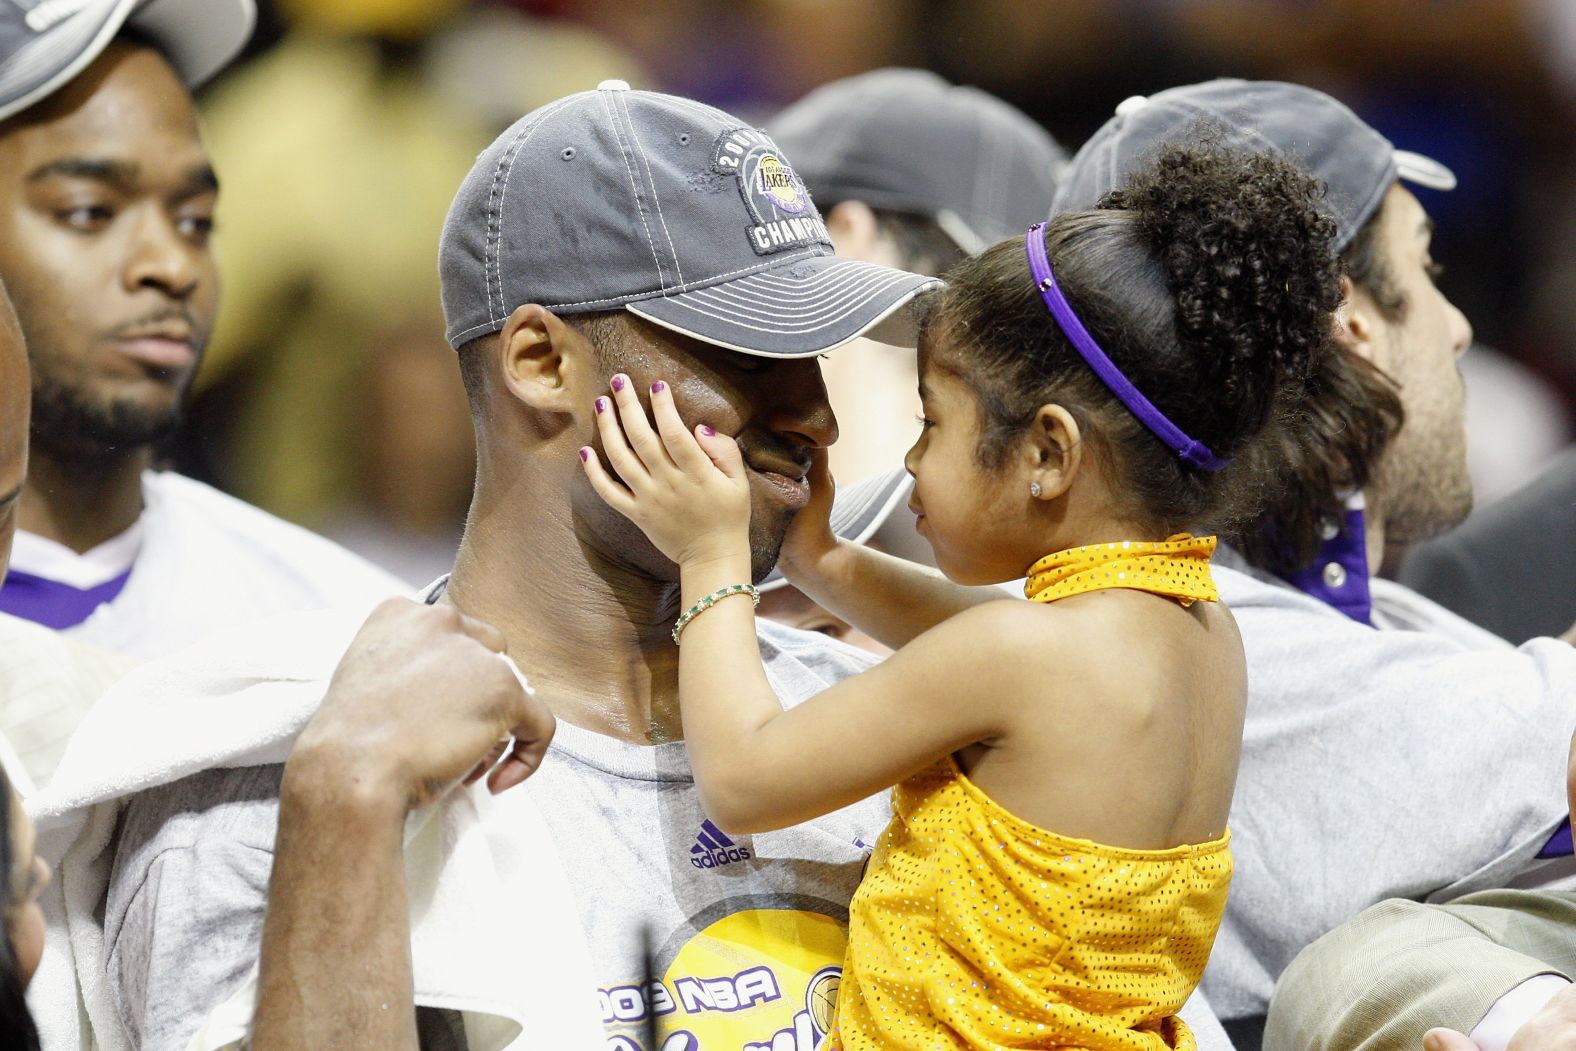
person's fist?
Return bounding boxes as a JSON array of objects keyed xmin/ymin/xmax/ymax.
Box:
[{"xmin": 289, "ymin": 598, "xmax": 555, "ymax": 814}]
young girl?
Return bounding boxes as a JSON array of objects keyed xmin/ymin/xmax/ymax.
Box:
[{"xmin": 578, "ymin": 142, "xmax": 1340, "ymax": 1050}]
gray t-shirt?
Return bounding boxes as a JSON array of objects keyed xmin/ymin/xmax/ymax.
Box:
[
  {"xmin": 104, "ymin": 620, "xmax": 889, "ymax": 1051},
  {"xmin": 1203, "ymin": 555, "xmax": 1576, "ymax": 1022}
]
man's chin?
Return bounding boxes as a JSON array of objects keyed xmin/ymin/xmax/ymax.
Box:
[
  {"xmin": 748, "ymin": 530, "xmax": 789, "ymax": 586},
  {"xmin": 29, "ymin": 385, "xmax": 183, "ymax": 462}
]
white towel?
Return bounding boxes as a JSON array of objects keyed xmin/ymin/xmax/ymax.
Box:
[{"xmin": 26, "ymin": 605, "xmax": 605, "ymax": 1050}]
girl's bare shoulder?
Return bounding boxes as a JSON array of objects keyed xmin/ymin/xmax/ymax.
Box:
[
  {"xmin": 924, "ymin": 592, "xmax": 1235, "ymax": 690},
  {"xmin": 905, "ymin": 597, "xmax": 1107, "ymax": 672}
]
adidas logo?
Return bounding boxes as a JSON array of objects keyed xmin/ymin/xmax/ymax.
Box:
[{"xmin": 689, "ymin": 819, "xmax": 751, "ymax": 869}]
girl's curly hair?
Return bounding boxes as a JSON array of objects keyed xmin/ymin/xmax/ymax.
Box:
[{"xmin": 920, "ymin": 134, "xmax": 1394, "ymax": 552}]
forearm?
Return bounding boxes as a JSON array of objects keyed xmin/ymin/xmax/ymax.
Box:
[
  {"xmin": 1266, "ymin": 896, "xmax": 1575, "ymax": 1051},
  {"xmin": 252, "ymin": 756, "xmax": 419, "ymax": 1051},
  {"xmin": 677, "ymin": 547, "xmax": 802, "ymax": 825},
  {"xmin": 788, "ymin": 538, "xmax": 1003, "ymax": 649}
]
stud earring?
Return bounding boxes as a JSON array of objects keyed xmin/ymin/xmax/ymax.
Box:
[{"xmin": 1029, "ymin": 482, "xmax": 1042, "ymax": 498}]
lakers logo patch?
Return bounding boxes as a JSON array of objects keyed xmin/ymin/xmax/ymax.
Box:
[
  {"xmin": 756, "ymin": 155, "xmax": 807, "ymax": 214},
  {"xmin": 712, "ymin": 128, "xmax": 831, "ymax": 256}
]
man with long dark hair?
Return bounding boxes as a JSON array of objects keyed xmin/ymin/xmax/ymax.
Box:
[{"xmin": 1053, "ymin": 80, "xmax": 1576, "ymax": 1050}]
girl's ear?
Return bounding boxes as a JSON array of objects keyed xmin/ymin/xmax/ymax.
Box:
[{"xmin": 1025, "ymin": 403, "xmax": 1082, "ymax": 501}]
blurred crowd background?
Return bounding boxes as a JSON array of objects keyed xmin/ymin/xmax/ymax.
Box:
[{"xmin": 169, "ymin": 0, "xmax": 1576, "ymax": 585}]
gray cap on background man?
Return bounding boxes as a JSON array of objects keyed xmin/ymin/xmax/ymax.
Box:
[
  {"xmin": 1052, "ymin": 77, "xmax": 1456, "ymax": 248},
  {"xmin": 0, "ymin": 0, "xmax": 253, "ymax": 122},
  {"xmin": 771, "ymin": 67, "xmax": 1068, "ymax": 255}
]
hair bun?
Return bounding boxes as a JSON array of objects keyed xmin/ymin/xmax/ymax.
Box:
[{"xmin": 1101, "ymin": 136, "xmax": 1344, "ymax": 452}]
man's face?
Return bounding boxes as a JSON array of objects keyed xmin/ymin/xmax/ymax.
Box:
[
  {"xmin": 0, "ymin": 43, "xmax": 218, "ymax": 464},
  {"xmin": 575, "ymin": 316, "xmax": 838, "ymax": 583},
  {"xmin": 0, "ymin": 285, "xmax": 28, "ymax": 575},
  {"xmin": 1356, "ymin": 185, "xmax": 1474, "ymax": 543}
]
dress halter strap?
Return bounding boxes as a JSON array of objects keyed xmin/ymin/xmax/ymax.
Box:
[{"xmin": 1023, "ymin": 533, "xmax": 1221, "ymax": 607}]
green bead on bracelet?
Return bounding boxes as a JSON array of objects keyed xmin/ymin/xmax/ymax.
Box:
[{"xmin": 672, "ymin": 583, "xmax": 761, "ymax": 645}]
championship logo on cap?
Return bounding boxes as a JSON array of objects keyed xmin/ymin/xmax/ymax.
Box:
[{"xmin": 712, "ymin": 127, "xmax": 831, "ymax": 256}]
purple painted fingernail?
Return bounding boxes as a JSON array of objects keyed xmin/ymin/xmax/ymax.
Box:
[
  {"xmin": 700, "ymin": 425, "xmax": 716, "ymax": 437},
  {"xmin": 578, "ymin": 447, "xmax": 590, "ymax": 462},
  {"xmin": 595, "ymin": 397, "xmax": 607, "ymax": 414},
  {"xmin": 611, "ymin": 375, "xmax": 626, "ymax": 392},
  {"xmin": 651, "ymin": 380, "xmax": 666, "ymax": 394}
]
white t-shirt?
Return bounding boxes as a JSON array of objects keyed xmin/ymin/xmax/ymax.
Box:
[{"xmin": 4, "ymin": 471, "xmax": 403, "ymax": 658}]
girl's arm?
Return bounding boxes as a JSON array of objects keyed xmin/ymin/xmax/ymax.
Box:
[
  {"xmin": 777, "ymin": 465, "xmax": 1006, "ymax": 649},
  {"xmin": 580, "ymin": 376, "xmax": 1021, "ymax": 833}
]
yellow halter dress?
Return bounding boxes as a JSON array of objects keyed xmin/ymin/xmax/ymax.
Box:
[{"xmin": 825, "ymin": 535, "xmax": 1234, "ymax": 1051}]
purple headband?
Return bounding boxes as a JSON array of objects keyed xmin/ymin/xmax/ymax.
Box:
[{"xmin": 1024, "ymin": 222, "xmax": 1231, "ymax": 473}]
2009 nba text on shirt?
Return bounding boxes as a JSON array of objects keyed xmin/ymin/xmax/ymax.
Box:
[{"xmin": 103, "ymin": 619, "xmax": 889, "ymax": 1051}]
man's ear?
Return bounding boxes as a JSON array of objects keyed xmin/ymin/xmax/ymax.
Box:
[
  {"xmin": 1335, "ymin": 274, "xmax": 1383, "ymax": 367},
  {"xmin": 824, "ymin": 200, "xmax": 882, "ymax": 263},
  {"xmin": 496, "ymin": 304, "xmax": 587, "ymax": 411},
  {"xmin": 1024, "ymin": 403, "xmax": 1083, "ymax": 501}
]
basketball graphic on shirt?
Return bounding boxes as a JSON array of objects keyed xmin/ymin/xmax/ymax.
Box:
[
  {"xmin": 653, "ymin": 908, "xmax": 847, "ymax": 1048},
  {"xmin": 805, "ymin": 966, "xmax": 841, "ymax": 1033}
]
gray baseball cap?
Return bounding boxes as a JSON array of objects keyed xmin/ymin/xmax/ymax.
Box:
[
  {"xmin": 0, "ymin": 0, "xmax": 254, "ymax": 124},
  {"xmin": 440, "ymin": 80, "xmax": 942, "ymax": 357},
  {"xmin": 1052, "ymin": 78, "xmax": 1456, "ymax": 251},
  {"xmin": 770, "ymin": 68, "xmax": 1067, "ymax": 256}
]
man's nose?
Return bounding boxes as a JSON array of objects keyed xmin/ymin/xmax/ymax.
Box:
[
  {"xmin": 762, "ymin": 357, "xmax": 839, "ymax": 450},
  {"xmin": 1448, "ymin": 299, "xmax": 1473, "ymax": 360},
  {"xmin": 121, "ymin": 207, "xmax": 203, "ymax": 300}
]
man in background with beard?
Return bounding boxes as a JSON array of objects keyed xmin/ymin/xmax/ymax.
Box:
[
  {"xmin": 1051, "ymin": 79, "xmax": 1576, "ymax": 1051},
  {"xmin": 0, "ymin": 0, "xmax": 400, "ymax": 661}
]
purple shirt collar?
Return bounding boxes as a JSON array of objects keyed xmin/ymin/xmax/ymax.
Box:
[
  {"xmin": 0, "ymin": 566, "xmax": 134, "ymax": 630},
  {"xmin": 1274, "ymin": 505, "xmax": 1374, "ymax": 625}
]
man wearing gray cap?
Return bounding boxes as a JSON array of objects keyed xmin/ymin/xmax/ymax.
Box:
[
  {"xmin": 1052, "ymin": 79, "xmax": 1576, "ymax": 1049},
  {"xmin": 0, "ymin": 0, "xmax": 401, "ymax": 663},
  {"xmin": 93, "ymin": 82, "xmax": 954, "ymax": 1051}
]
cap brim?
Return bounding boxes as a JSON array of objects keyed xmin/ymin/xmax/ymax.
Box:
[
  {"xmin": 0, "ymin": 0, "xmax": 138, "ymax": 124},
  {"xmin": 1395, "ymin": 149, "xmax": 1456, "ymax": 192},
  {"xmin": 129, "ymin": 0, "xmax": 254, "ymax": 89},
  {"xmin": 761, "ymin": 467, "xmax": 913, "ymax": 590},
  {"xmin": 626, "ymin": 256, "xmax": 941, "ymax": 358},
  {"xmin": 0, "ymin": 0, "xmax": 251, "ymax": 125}
]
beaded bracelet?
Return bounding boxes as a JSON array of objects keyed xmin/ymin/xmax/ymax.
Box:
[{"xmin": 672, "ymin": 583, "xmax": 761, "ymax": 645}]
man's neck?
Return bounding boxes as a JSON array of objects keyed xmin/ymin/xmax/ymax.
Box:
[
  {"xmin": 445, "ymin": 500, "xmax": 690, "ymax": 746},
  {"xmin": 1361, "ymin": 486, "xmax": 1386, "ymax": 580},
  {"xmin": 18, "ymin": 447, "xmax": 151, "ymax": 554}
]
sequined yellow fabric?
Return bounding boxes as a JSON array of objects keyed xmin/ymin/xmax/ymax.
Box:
[
  {"xmin": 826, "ymin": 758, "xmax": 1233, "ymax": 1050},
  {"xmin": 1023, "ymin": 534, "xmax": 1219, "ymax": 608}
]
